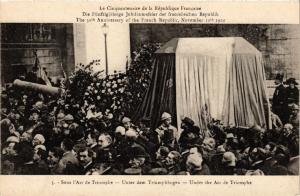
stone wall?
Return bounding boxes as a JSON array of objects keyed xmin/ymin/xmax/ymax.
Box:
[
  {"xmin": 1, "ymin": 24, "xmax": 75, "ymax": 84},
  {"xmin": 130, "ymin": 24, "xmax": 300, "ymax": 80}
]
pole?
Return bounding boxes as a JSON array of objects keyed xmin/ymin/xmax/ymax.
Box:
[{"xmin": 104, "ymin": 33, "xmax": 108, "ymax": 76}]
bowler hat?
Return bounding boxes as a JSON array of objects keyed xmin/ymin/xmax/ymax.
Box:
[
  {"xmin": 182, "ymin": 117, "xmax": 194, "ymax": 126},
  {"xmin": 158, "ymin": 146, "xmax": 170, "ymax": 157},
  {"xmin": 131, "ymin": 146, "xmax": 148, "ymax": 158},
  {"xmin": 285, "ymin": 78, "xmax": 298, "ymax": 85}
]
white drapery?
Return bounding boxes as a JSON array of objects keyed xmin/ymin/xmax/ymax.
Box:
[{"xmin": 175, "ymin": 38, "xmax": 269, "ymax": 130}]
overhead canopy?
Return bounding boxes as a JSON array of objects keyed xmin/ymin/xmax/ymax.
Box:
[{"xmin": 134, "ymin": 37, "xmax": 270, "ymax": 131}]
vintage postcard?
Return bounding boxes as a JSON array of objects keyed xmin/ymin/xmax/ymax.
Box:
[{"xmin": 0, "ymin": 1, "xmax": 299, "ymax": 196}]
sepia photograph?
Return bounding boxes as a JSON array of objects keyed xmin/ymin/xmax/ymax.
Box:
[{"xmin": 1, "ymin": 23, "xmax": 299, "ymax": 176}]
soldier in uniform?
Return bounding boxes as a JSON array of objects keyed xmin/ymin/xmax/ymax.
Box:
[
  {"xmin": 288, "ymin": 104, "xmax": 299, "ymax": 129},
  {"xmin": 272, "ymin": 74, "xmax": 287, "ymax": 123},
  {"xmin": 154, "ymin": 112, "xmax": 178, "ymax": 150}
]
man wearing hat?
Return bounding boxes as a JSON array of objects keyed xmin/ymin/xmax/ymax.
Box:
[
  {"xmin": 122, "ymin": 117, "xmax": 132, "ymax": 130},
  {"xmin": 220, "ymin": 151, "xmax": 237, "ymax": 175},
  {"xmin": 152, "ymin": 146, "xmax": 170, "ymax": 168},
  {"xmin": 32, "ymin": 134, "xmax": 46, "ymax": 147},
  {"xmin": 154, "ymin": 112, "xmax": 178, "ymax": 149},
  {"xmin": 288, "ymin": 103, "xmax": 299, "ymax": 128},
  {"xmin": 249, "ymin": 147, "xmax": 267, "ymax": 172},
  {"xmin": 116, "ymin": 129, "xmax": 148, "ymax": 170},
  {"xmin": 178, "ymin": 117, "xmax": 202, "ymax": 151},
  {"xmin": 64, "ymin": 114, "xmax": 74, "ymax": 126},
  {"xmin": 127, "ymin": 145, "xmax": 151, "ymax": 174},
  {"xmin": 135, "ymin": 117, "xmax": 158, "ymax": 154},
  {"xmin": 2, "ymin": 136, "xmax": 19, "ymax": 159},
  {"xmin": 279, "ymin": 124, "xmax": 299, "ymax": 156},
  {"xmin": 186, "ymin": 152, "xmax": 210, "ymax": 175},
  {"xmin": 272, "ymin": 73, "xmax": 287, "ymax": 123},
  {"xmin": 285, "ymin": 78, "xmax": 299, "ymax": 105},
  {"xmin": 26, "ymin": 105, "xmax": 49, "ymax": 141},
  {"xmin": 224, "ymin": 133, "xmax": 239, "ymax": 151}
]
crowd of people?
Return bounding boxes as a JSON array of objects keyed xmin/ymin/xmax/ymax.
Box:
[
  {"xmin": 1, "ymin": 73, "xmax": 299, "ymax": 175},
  {"xmin": 1, "ymin": 39, "xmax": 299, "ymax": 175}
]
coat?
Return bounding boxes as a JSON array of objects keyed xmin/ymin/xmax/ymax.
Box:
[
  {"xmin": 289, "ymin": 113, "xmax": 299, "ymax": 129},
  {"xmin": 16, "ymin": 162, "xmax": 40, "ymax": 175},
  {"xmin": 57, "ymin": 151, "xmax": 79, "ymax": 174},
  {"xmin": 272, "ymin": 84, "xmax": 288, "ymax": 122},
  {"xmin": 286, "ymin": 87, "xmax": 299, "ymax": 104},
  {"xmin": 273, "ymin": 84, "xmax": 286, "ymax": 106},
  {"xmin": 190, "ymin": 163, "xmax": 211, "ymax": 175},
  {"xmin": 78, "ymin": 161, "xmax": 95, "ymax": 175},
  {"xmin": 155, "ymin": 124, "xmax": 178, "ymax": 149}
]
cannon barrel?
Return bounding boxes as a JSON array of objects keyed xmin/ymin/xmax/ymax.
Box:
[{"xmin": 13, "ymin": 79, "xmax": 64, "ymax": 96}]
